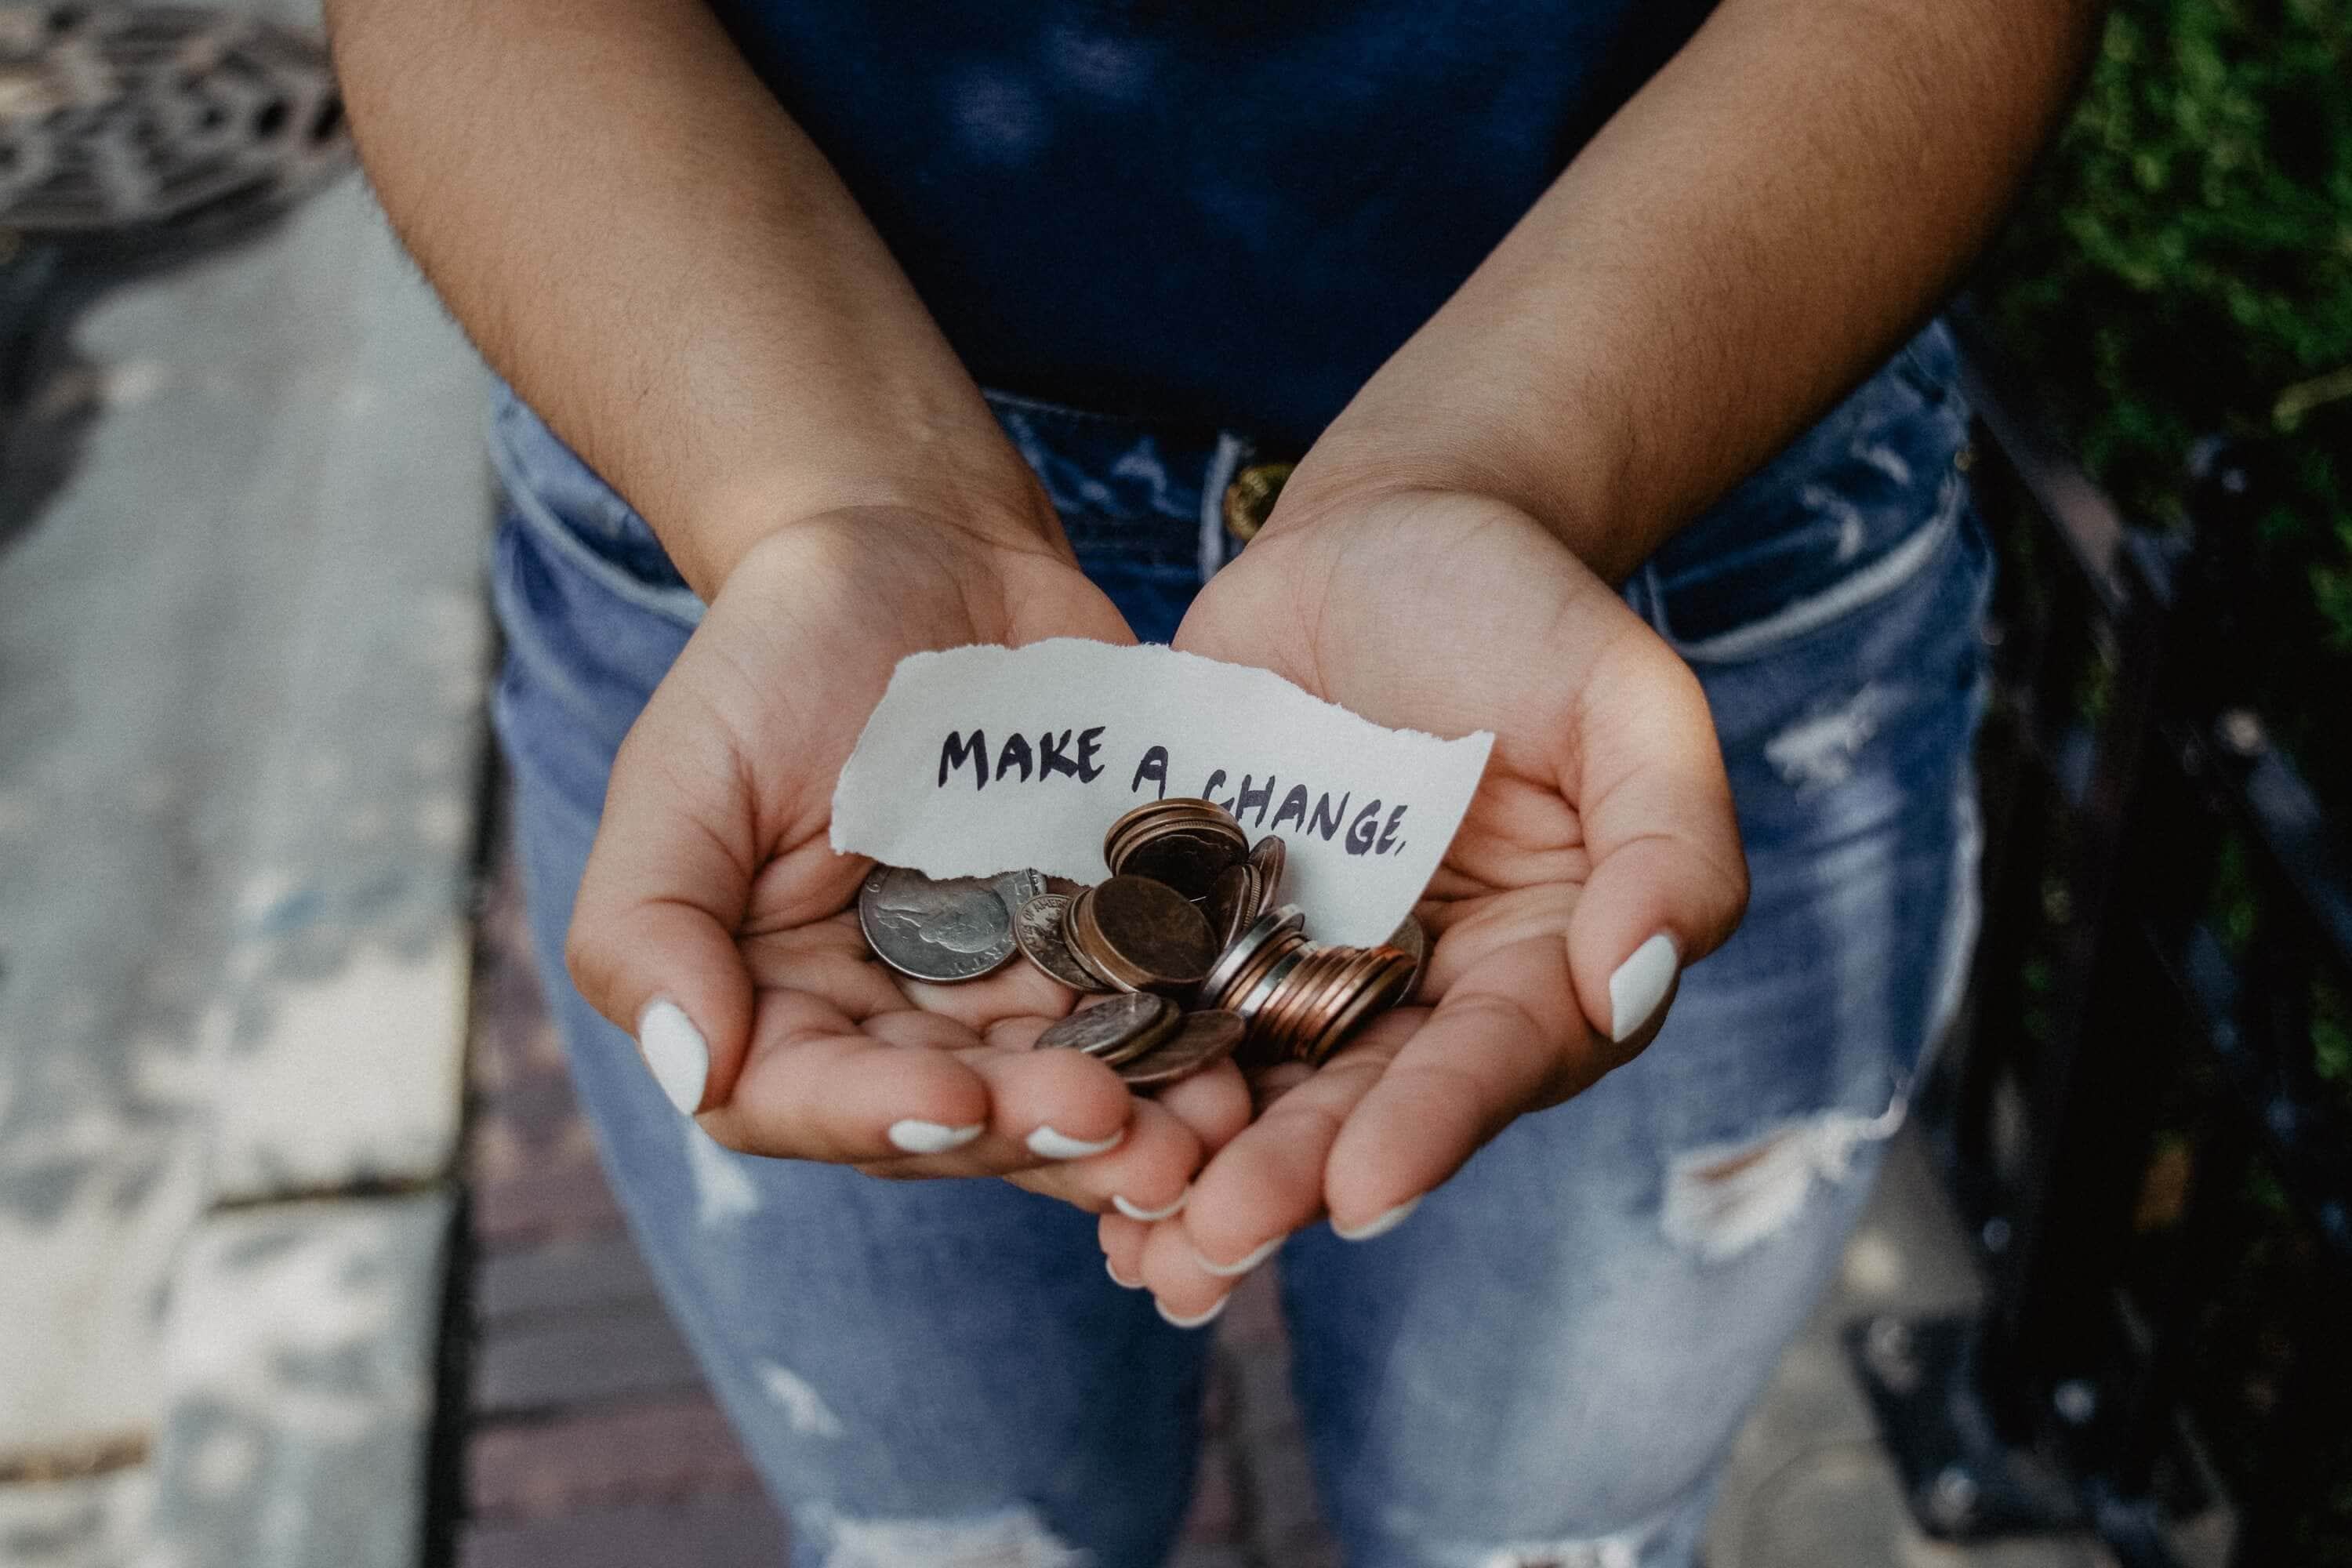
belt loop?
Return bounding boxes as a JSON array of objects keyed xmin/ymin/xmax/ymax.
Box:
[{"xmin": 1200, "ymin": 431, "xmax": 1250, "ymax": 584}]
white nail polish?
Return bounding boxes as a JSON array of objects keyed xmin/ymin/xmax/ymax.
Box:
[
  {"xmin": 1156, "ymin": 1294, "xmax": 1229, "ymax": 1330},
  {"xmin": 1196, "ymin": 1234, "xmax": 1283, "ymax": 1278},
  {"xmin": 1112, "ymin": 1188, "xmax": 1190, "ymax": 1222},
  {"xmin": 1106, "ymin": 1257, "xmax": 1143, "ymax": 1290},
  {"xmin": 1334, "ymin": 1196, "xmax": 1422, "ymax": 1241},
  {"xmin": 1607, "ymin": 932, "xmax": 1681, "ymax": 1042},
  {"xmin": 1027, "ymin": 1124, "xmax": 1125, "ymax": 1160},
  {"xmin": 637, "ymin": 1000, "xmax": 709, "ymax": 1116},
  {"xmin": 887, "ymin": 1120, "xmax": 984, "ymax": 1155}
]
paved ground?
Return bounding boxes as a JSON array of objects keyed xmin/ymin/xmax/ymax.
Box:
[{"xmin": 0, "ymin": 1, "xmax": 489, "ymax": 1555}]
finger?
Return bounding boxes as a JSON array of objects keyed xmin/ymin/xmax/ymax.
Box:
[
  {"xmin": 1563, "ymin": 630, "xmax": 1748, "ymax": 1046},
  {"xmin": 1321, "ymin": 935, "xmax": 1599, "ymax": 1225},
  {"xmin": 1138, "ymin": 1211, "xmax": 1247, "ymax": 1329},
  {"xmin": 1006, "ymin": 1098, "xmax": 1202, "ymax": 1217},
  {"xmin": 1098, "ymin": 1211, "xmax": 1149, "ymax": 1289},
  {"xmin": 1177, "ymin": 1010, "xmax": 1417, "ymax": 1265},
  {"xmin": 1148, "ymin": 1058, "xmax": 1254, "ymax": 1156},
  {"xmin": 699, "ymin": 988, "xmax": 996, "ymax": 1161},
  {"xmin": 566, "ymin": 688, "xmax": 766, "ymax": 1118}
]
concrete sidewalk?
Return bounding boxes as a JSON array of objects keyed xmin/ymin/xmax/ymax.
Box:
[{"xmin": 0, "ymin": 1, "xmax": 492, "ymax": 1555}]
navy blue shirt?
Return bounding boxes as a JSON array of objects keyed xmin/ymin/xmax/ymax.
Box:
[{"xmin": 711, "ymin": 3, "xmax": 1718, "ymax": 449}]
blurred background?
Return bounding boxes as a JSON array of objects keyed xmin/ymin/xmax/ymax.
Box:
[{"xmin": 0, "ymin": 1, "xmax": 2343, "ymax": 1566}]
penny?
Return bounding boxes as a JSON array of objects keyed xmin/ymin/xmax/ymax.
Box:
[
  {"xmin": 1104, "ymin": 798, "xmax": 1250, "ymax": 900},
  {"xmin": 858, "ymin": 865, "xmax": 1015, "ymax": 982},
  {"xmin": 1207, "ymin": 862, "xmax": 1261, "ymax": 952},
  {"xmin": 1074, "ymin": 874, "xmax": 1214, "ymax": 993},
  {"xmin": 1011, "ymin": 894, "xmax": 1113, "ymax": 993},
  {"xmin": 1034, "ymin": 992, "xmax": 1174, "ymax": 1064},
  {"xmin": 1120, "ymin": 1009, "xmax": 1247, "ymax": 1090},
  {"xmin": 1247, "ymin": 834, "xmax": 1287, "ymax": 914}
]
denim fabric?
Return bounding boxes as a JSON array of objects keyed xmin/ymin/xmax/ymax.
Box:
[{"xmin": 487, "ymin": 321, "xmax": 1990, "ymax": 1568}]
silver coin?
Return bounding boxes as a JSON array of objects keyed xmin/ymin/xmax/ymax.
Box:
[
  {"xmin": 1203, "ymin": 903, "xmax": 1307, "ymax": 1006},
  {"xmin": 858, "ymin": 865, "xmax": 1017, "ymax": 982},
  {"xmin": 1012, "ymin": 894, "xmax": 1113, "ymax": 993},
  {"xmin": 1034, "ymin": 993, "xmax": 1172, "ymax": 1063},
  {"xmin": 995, "ymin": 869, "xmax": 1048, "ymax": 914}
]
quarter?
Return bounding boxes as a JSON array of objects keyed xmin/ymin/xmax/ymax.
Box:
[{"xmin": 857, "ymin": 865, "xmax": 1018, "ymax": 983}]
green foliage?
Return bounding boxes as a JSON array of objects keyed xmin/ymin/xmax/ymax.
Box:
[{"xmin": 1979, "ymin": 0, "xmax": 2352, "ymax": 792}]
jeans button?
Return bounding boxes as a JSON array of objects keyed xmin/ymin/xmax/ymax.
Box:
[{"xmin": 1221, "ymin": 462, "xmax": 1293, "ymax": 542}]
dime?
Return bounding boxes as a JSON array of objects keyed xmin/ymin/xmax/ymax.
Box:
[
  {"xmin": 858, "ymin": 865, "xmax": 1016, "ymax": 982},
  {"xmin": 1034, "ymin": 992, "xmax": 1174, "ymax": 1065},
  {"xmin": 1120, "ymin": 1009, "xmax": 1246, "ymax": 1090},
  {"xmin": 1202, "ymin": 904, "xmax": 1306, "ymax": 1007},
  {"xmin": 996, "ymin": 869, "xmax": 1048, "ymax": 914},
  {"xmin": 1207, "ymin": 862, "xmax": 1261, "ymax": 952},
  {"xmin": 1071, "ymin": 874, "xmax": 1214, "ymax": 993},
  {"xmin": 1011, "ymin": 894, "xmax": 1113, "ymax": 993}
]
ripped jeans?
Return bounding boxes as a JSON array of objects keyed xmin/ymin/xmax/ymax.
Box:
[{"xmin": 487, "ymin": 321, "xmax": 1991, "ymax": 1568}]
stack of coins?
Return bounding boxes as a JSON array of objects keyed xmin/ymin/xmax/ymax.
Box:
[{"xmin": 854, "ymin": 797, "xmax": 1422, "ymax": 1091}]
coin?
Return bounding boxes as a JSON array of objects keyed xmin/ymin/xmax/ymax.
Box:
[
  {"xmin": 996, "ymin": 869, "xmax": 1048, "ymax": 913},
  {"xmin": 1202, "ymin": 904, "xmax": 1306, "ymax": 1007},
  {"xmin": 1207, "ymin": 862, "xmax": 1261, "ymax": 952},
  {"xmin": 1119, "ymin": 1009, "xmax": 1246, "ymax": 1090},
  {"xmin": 1071, "ymin": 874, "xmax": 1214, "ymax": 993},
  {"xmin": 1034, "ymin": 992, "xmax": 1174, "ymax": 1065},
  {"xmin": 1247, "ymin": 834, "xmax": 1287, "ymax": 914},
  {"xmin": 1104, "ymin": 798, "xmax": 1249, "ymax": 901},
  {"xmin": 858, "ymin": 865, "xmax": 1016, "ymax": 982},
  {"xmin": 1388, "ymin": 913, "xmax": 1428, "ymax": 1000},
  {"xmin": 1011, "ymin": 894, "xmax": 1114, "ymax": 993}
]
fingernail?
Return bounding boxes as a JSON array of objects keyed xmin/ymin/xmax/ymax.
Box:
[
  {"xmin": 1156, "ymin": 1294, "xmax": 1229, "ymax": 1330},
  {"xmin": 1195, "ymin": 1234, "xmax": 1283, "ymax": 1278},
  {"xmin": 1027, "ymin": 1124, "xmax": 1125, "ymax": 1160},
  {"xmin": 1608, "ymin": 932, "xmax": 1681, "ymax": 1042},
  {"xmin": 637, "ymin": 999, "xmax": 709, "ymax": 1116},
  {"xmin": 1334, "ymin": 1196, "xmax": 1422, "ymax": 1241},
  {"xmin": 887, "ymin": 1120, "xmax": 985, "ymax": 1155},
  {"xmin": 1112, "ymin": 1187, "xmax": 1190, "ymax": 1222},
  {"xmin": 1106, "ymin": 1256, "xmax": 1143, "ymax": 1290}
]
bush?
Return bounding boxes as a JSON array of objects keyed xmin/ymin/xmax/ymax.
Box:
[{"xmin": 1977, "ymin": 0, "xmax": 2352, "ymax": 795}]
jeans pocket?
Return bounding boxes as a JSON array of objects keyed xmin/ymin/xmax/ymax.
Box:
[{"xmin": 1649, "ymin": 322, "xmax": 1973, "ymax": 662}]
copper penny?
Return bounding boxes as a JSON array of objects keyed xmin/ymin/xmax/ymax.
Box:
[
  {"xmin": 1206, "ymin": 862, "xmax": 1261, "ymax": 952},
  {"xmin": 1120, "ymin": 1009, "xmax": 1247, "ymax": 1090},
  {"xmin": 1081, "ymin": 874, "xmax": 1214, "ymax": 993}
]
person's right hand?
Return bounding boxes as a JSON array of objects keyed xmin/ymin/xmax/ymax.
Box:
[{"xmin": 564, "ymin": 507, "xmax": 1250, "ymax": 1218}]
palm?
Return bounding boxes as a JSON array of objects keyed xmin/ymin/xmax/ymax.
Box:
[
  {"xmin": 1141, "ymin": 488, "xmax": 1745, "ymax": 1265},
  {"xmin": 574, "ymin": 509, "xmax": 1253, "ymax": 1192}
]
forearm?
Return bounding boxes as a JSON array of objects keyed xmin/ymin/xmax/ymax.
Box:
[
  {"xmin": 328, "ymin": 0, "xmax": 1049, "ymax": 596},
  {"xmin": 1283, "ymin": 0, "xmax": 2104, "ymax": 581}
]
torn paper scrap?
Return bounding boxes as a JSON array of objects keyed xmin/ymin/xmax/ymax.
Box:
[{"xmin": 829, "ymin": 640, "xmax": 1494, "ymax": 947}]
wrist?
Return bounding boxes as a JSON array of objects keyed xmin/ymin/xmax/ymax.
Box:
[{"xmin": 672, "ymin": 466, "xmax": 1065, "ymax": 600}]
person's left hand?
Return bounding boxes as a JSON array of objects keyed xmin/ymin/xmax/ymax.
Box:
[{"xmin": 1099, "ymin": 485, "xmax": 1749, "ymax": 1322}]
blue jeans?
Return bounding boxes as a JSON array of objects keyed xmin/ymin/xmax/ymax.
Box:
[{"xmin": 488, "ymin": 324, "xmax": 1991, "ymax": 1568}]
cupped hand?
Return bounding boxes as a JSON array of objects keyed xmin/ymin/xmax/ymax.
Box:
[
  {"xmin": 1111, "ymin": 487, "xmax": 1749, "ymax": 1319},
  {"xmin": 564, "ymin": 507, "xmax": 1250, "ymax": 1210}
]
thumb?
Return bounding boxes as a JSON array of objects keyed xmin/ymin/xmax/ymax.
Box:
[
  {"xmin": 564, "ymin": 697, "xmax": 761, "ymax": 1118},
  {"xmin": 1563, "ymin": 630, "xmax": 1748, "ymax": 1050}
]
